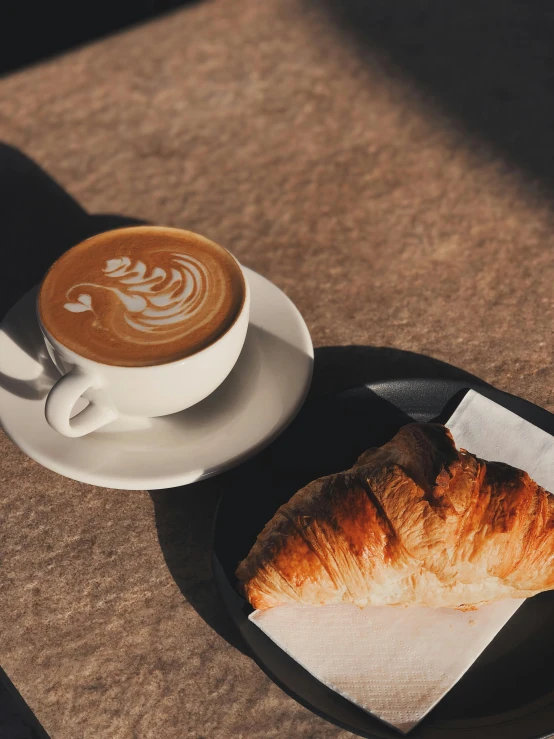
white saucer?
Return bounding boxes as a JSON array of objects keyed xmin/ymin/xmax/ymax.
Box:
[{"xmin": 0, "ymin": 268, "xmax": 313, "ymax": 489}]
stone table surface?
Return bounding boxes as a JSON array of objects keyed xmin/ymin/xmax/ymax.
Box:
[{"xmin": 0, "ymin": 1, "xmax": 553, "ymax": 737}]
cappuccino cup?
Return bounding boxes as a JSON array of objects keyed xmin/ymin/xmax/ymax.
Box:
[{"xmin": 37, "ymin": 226, "xmax": 250, "ymax": 437}]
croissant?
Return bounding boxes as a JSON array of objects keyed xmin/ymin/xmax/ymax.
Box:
[{"xmin": 236, "ymin": 422, "xmax": 554, "ymax": 610}]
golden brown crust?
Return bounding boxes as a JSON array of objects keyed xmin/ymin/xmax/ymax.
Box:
[{"xmin": 236, "ymin": 423, "xmax": 554, "ymax": 610}]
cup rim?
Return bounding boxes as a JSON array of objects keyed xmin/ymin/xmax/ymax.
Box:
[{"xmin": 36, "ymin": 226, "xmax": 250, "ymax": 370}]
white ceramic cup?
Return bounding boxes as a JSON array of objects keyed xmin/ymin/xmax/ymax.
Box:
[{"xmin": 38, "ymin": 238, "xmax": 250, "ymax": 438}]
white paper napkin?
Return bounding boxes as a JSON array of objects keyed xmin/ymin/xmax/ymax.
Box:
[{"xmin": 249, "ymin": 390, "xmax": 554, "ymax": 733}]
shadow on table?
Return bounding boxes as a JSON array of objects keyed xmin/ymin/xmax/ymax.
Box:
[
  {"xmin": 0, "ymin": 667, "xmax": 50, "ymax": 739},
  {"xmin": 150, "ymin": 345, "xmax": 485, "ymax": 657},
  {"xmin": 0, "ymin": 142, "xmax": 145, "ymax": 323},
  {"xmin": 316, "ymin": 0, "xmax": 554, "ymax": 193},
  {"xmin": 1, "ymin": 0, "xmax": 201, "ymax": 78}
]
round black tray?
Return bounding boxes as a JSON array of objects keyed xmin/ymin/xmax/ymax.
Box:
[{"xmin": 213, "ymin": 378, "xmax": 554, "ymax": 739}]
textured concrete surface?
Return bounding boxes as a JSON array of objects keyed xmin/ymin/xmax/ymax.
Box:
[{"xmin": 0, "ymin": 0, "xmax": 553, "ymax": 737}]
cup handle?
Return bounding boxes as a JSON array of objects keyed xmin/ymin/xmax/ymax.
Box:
[{"xmin": 45, "ymin": 369, "xmax": 118, "ymax": 438}]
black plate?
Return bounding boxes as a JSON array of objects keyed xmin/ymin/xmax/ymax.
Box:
[{"xmin": 213, "ymin": 378, "xmax": 554, "ymax": 739}]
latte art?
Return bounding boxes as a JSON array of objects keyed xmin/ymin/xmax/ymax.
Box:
[
  {"xmin": 63, "ymin": 252, "xmax": 224, "ymax": 346},
  {"xmin": 39, "ymin": 227, "xmax": 246, "ymax": 367}
]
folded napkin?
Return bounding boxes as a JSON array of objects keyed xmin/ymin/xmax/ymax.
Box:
[{"xmin": 250, "ymin": 389, "xmax": 554, "ymax": 733}]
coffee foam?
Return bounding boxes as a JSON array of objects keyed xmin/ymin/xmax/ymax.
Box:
[{"xmin": 39, "ymin": 227, "xmax": 245, "ymax": 366}]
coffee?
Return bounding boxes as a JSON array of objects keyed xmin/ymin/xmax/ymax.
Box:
[{"xmin": 39, "ymin": 227, "xmax": 246, "ymax": 367}]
